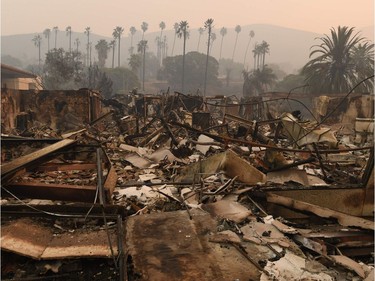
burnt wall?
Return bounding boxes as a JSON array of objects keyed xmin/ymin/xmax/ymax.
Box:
[{"xmin": 1, "ymin": 88, "xmax": 102, "ymax": 133}]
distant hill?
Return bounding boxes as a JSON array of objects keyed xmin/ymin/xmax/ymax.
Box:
[{"xmin": 1, "ymin": 24, "xmax": 373, "ymax": 74}]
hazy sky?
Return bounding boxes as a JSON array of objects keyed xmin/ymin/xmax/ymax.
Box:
[{"xmin": 1, "ymin": 0, "xmax": 374, "ymax": 36}]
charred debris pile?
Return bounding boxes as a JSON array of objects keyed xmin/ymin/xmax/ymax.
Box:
[{"xmin": 1, "ymin": 88, "xmax": 374, "ymax": 280}]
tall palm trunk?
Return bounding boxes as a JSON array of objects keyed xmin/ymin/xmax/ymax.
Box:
[
  {"xmin": 262, "ymin": 52, "xmax": 265, "ymax": 69},
  {"xmin": 171, "ymin": 33, "xmax": 177, "ymax": 56},
  {"xmin": 142, "ymin": 46, "xmax": 146, "ymax": 91},
  {"xmin": 243, "ymin": 37, "xmax": 252, "ymax": 69},
  {"xmin": 112, "ymin": 45, "xmax": 115, "ymax": 68},
  {"xmin": 232, "ymin": 33, "xmax": 239, "ymax": 61},
  {"xmin": 204, "ymin": 30, "xmax": 211, "ymax": 96},
  {"xmin": 118, "ymin": 37, "xmax": 121, "ymax": 67},
  {"xmin": 254, "ymin": 53, "xmax": 257, "ymax": 70},
  {"xmin": 197, "ymin": 33, "xmax": 202, "ymax": 52},
  {"xmin": 219, "ymin": 36, "xmax": 224, "ymax": 61},
  {"xmin": 182, "ymin": 35, "xmax": 186, "ymax": 92}
]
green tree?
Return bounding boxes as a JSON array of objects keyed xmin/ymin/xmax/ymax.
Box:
[
  {"xmin": 43, "ymin": 28, "xmax": 51, "ymax": 52},
  {"xmin": 219, "ymin": 27, "xmax": 227, "ymax": 61},
  {"xmin": 177, "ymin": 20, "xmax": 189, "ymax": 92},
  {"xmin": 274, "ymin": 74, "xmax": 307, "ymax": 92},
  {"xmin": 197, "ymin": 27, "xmax": 204, "ymax": 52},
  {"xmin": 252, "ymin": 43, "xmax": 262, "ymax": 70},
  {"xmin": 141, "ymin": 22, "xmax": 148, "ymax": 40},
  {"xmin": 129, "ymin": 26, "xmax": 137, "ymax": 56},
  {"xmin": 85, "ymin": 65, "xmax": 113, "ymax": 98},
  {"xmin": 351, "ymin": 42, "xmax": 374, "ymax": 91},
  {"xmin": 65, "ymin": 26, "xmax": 72, "ymax": 53},
  {"xmin": 161, "ymin": 51, "xmax": 219, "ymax": 92},
  {"xmin": 260, "ymin": 40, "xmax": 270, "ymax": 69},
  {"xmin": 243, "ymin": 66, "xmax": 277, "ymax": 97},
  {"xmin": 204, "ymin": 18, "xmax": 214, "ymax": 96},
  {"xmin": 138, "ymin": 40, "xmax": 148, "ymax": 91},
  {"xmin": 128, "ymin": 53, "xmax": 142, "ymax": 74},
  {"xmin": 232, "ymin": 25, "xmax": 241, "ymax": 61},
  {"xmin": 95, "ymin": 40, "xmax": 110, "ymax": 68},
  {"xmin": 113, "ymin": 26, "xmax": 124, "ymax": 67},
  {"xmin": 302, "ymin": 26, "xmax": 373, "ymax": 94},
  {"xmin": 109, "ymin": 40, "xmax": 116, "ymax": 68},
  {"xmin": 43, "ymin": 48, "xmax": 84, "ymax": 89},
  {"xmin": 53, "ymin": 26, "xmax": 59, "ymax": 49},
  {"xmin": 32, "ymin": 34, "xmax": 42, "ymax": 65},
  {"xmin": 243, "ymin": 30, "xmax": 255, "ymax": 69},
  {"xmin": 171, "ymin": 22, "xmax": 179, "ymax": 56},
  {"xmin": 103, "ymin": 67, "xmax": 140, "ymax": 95}
]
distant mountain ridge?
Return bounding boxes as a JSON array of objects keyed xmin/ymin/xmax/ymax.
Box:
[{"xmin": 1, "ymin": 24, "xmax": 373, "ymax": 74}]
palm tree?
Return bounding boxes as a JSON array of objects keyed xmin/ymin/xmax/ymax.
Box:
[
  {"xmin": 243, "ymin": 66, "xmax": 277, "ymax": 96},
  {"xmin": 128, "ymin": 53, "xmax": 142, "ymax": 74},
  {"xmin": 176, "ymin": 20, "xmax": 189, "ymax": 92},
  {"xmin": 197, "ymin": 27, "xmax": 204, "ymax": 52},
  {"xmin": 219, "ymin": 27, "xmax": 227, "ymax": 61},
  {"xmin": 138, "ymin": 40, "xmax": 148, "ymax": 91},
  {"xmin": 157, "ymin": 21, "xmax": 166, "ymax": 66},
  {"xmin": 95, "ymin": 39, "xmax": 109, "ymax": 68},
  {"xmin": 302, "ymin": 26, "xmax": 373, "ymax": 93},
  {"xmin": 65, "ymin": 26, "xmax": 72, "ymax": 53},
  {"xmin": 171, "ymin": 22, "xmax": 179, "ymax": 56},
  {"xmin": 84, "ymin": 27, "xmax": 91, "ymax": 66},
  {"xmin": 129, "ymin": 26, "xmax": 137, "ymax": 55},
  {"xmin": 203, "ymin": 18, "xmax": 214, "ymax": 96},
  {"xmin": 43, "ymin": 28, "xmax": 51, "ymax": 52},
  {"xmin": 113, "ymin": 26, "xmax": 124, "ymax": 67},
  {"xmin": 243, "ymin": 30, "xmax": 255, "ymax": 69},
  {"xmin": 232, "ymin": 25, "xmax": 241, "ymax": 61},
  {"xmin": 74, "ymin": 38, "xmax": 80, "ymax": 53},
  {"xmin": 162, "ymin": 35, "xmax": 168, "ymax": 60},
  {"xmin": 53, "ymin": 26, "xmax": 59, "ymax": 49},
  {"xmin": 260, "ymin": 40, "xmax": 270, "ymax": 69},
  {"xmin": 141, "ymin": 22, "xmax": 148, "ymax": 40},
  {"xmin": 352, "ymin": 42, "xmax": 374, "ymax": 85},
  {"xmin": 32, "ymin": 34, "xmax": 42, "ymax": 65},
  {"xmin": 109, "ymin": 40, "xmax": 116, "ymax": 68},
  {"xmin": 252, "ymin": 43, "xmax": 262, "ymax": 70},
  {"xmin": 210, "ymin": 32, "xmax": 216, "ymax": 53}
]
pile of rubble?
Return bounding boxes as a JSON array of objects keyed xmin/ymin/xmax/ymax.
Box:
[{"xmin": 1, "ymin": 90, "xmax": 373, "ymax": 280}]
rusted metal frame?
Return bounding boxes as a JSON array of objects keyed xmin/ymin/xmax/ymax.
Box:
[
  {"xmin": 1, "ymin": 137, "xmax": 62, "ymax": 143},
  {"xmin": 312, "ymin": 142, "xmax": 329, "ymax": 181},
  {"xmin": 117, "ymin": 215, "xmax": 125, "ymax": 281},
  {"xmin": 34, "ymin": 163, "xmax": 97, "ymax": 172},
  {"xmin": 170, "ymin": 121, "xmax": 374, "ymax": 153},
  {"xmin": 97, "ymin": 147, "xmax": 118, "ymax": 270},
  {"xmin": 2, "ymin": 182, "xmax": 97, "ymax": 202},
  {"xmin": 1, "ymin": 203, "xmax": 127, "ymax": 218},
  {"xmin": 1, "ymin": 139, "xmax": 77, "ymax": 178}
]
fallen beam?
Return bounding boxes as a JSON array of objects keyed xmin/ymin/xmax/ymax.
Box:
[
  {"xmin": 3, "ymin": 182, "xmax": 97, "ymax": 202},
  {"xmin": 267, "ymin": 193, "xmax": 374, "ymax": 230},
  {"xmin": 1, "ymin": 139, "xmax": 77, "ymax": 178}
]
